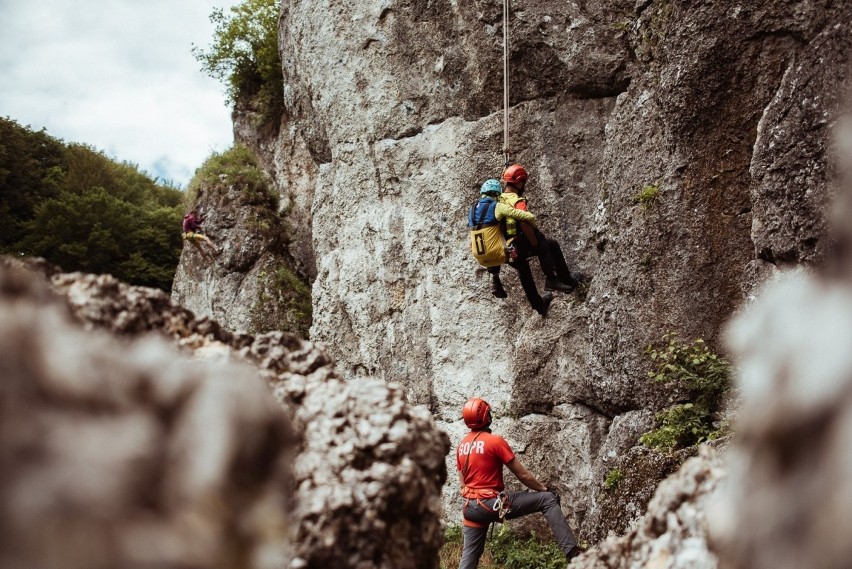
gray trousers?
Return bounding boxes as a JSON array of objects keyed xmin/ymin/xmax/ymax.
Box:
[{"xmin": 458, "ymin": 491, "xmax": 578, "ymax": 569}]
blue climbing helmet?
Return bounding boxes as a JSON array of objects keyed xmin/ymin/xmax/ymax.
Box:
[{"xmin": 480, "ymin": 178, "xmax": 502, "ymax": 197}]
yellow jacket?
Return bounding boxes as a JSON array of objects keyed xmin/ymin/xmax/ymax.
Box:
[{"xmin": 497, "ymin": 192, "xmax": 533, "ymax": 236}]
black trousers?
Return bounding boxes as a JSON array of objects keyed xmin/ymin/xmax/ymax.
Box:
[
  {"xmin": 458, "ymin": 491, "xmax": 578, "ymax": 569},
  {"xmin": 489, "ymin": 229, "xmax": 576, "ymax": 311}
]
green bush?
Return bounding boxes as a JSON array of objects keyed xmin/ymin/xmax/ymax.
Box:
[
  {"xmin": 640, "ymin": 334, "xmax": 732, "ymax": 451},
  {"xmin": 1, "ymin": 117, "xmax": 183, "ymax": 291},
  {"xmin": 193, "ymin": 0, "xmax": 283, "ymax": 123}
]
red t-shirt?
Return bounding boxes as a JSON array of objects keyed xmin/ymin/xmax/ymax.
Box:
[{"xmin": 456, "ymin": 430, "xmax": 515, "ymax": 499}]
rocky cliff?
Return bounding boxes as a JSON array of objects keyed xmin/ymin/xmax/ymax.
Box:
[
  {"xmin": 0, "ymin": 257, "xmax": 449, "ymax": 569},
  {"xmin": 171, "ymin": 145, "xmax": 313, "ymax": 338},
  {"xmin": 535, "ymin": 80, "xmax": 852, "ymax": 569},
  {"xmin": 171, "ymin": 0, "xmax": 852, "ymax": 546}
]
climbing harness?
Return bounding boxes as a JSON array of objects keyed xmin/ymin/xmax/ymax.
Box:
[{"xmin": 502, "ymin": 0, "xmax": 511, "ymax": 166}]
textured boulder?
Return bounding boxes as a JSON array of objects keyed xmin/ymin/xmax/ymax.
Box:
[
  {"xmin": 572, "ymin": 445, "xmax": 726, "ymax": 569},
  {"xmin": 711, "ymin": 274, "xmax": 852, "ymax": 568},
  {"xmin": 1, "ymin": 258, "xmax": 450, "ymax": 569},
  {"xmin": 0, "ymin": 261, "xmax": 293, "ymax": 569}
]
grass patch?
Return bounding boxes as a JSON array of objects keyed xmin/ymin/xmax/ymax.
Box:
[
  {"xmin": 604, "ymin": 468, "xmax": 624, "ymax": 491},
  {"xmin": 185, "ymin": 143, "xmax": 277, "ymax": 210},
  {"xmin": 440, "ymin": 526, "xmax": 568, "ymax": 569},
  {"xmin": 640, "ymin": 334, "xmax": 732, "ymax": 451},
  {"xmin": 185, "ymin": 143, "xmax": 288, "ymax": 244},
  {"xmin": 632, "ymin": 184, "xmax": 660, "ymax": 209}
]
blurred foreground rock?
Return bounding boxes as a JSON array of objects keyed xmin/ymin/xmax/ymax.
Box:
[
  {"xmin": 0, "ymin": 260, "xmax": 293, "ymax": 569},
  {"xmin": 571, "ymin": 445, "xmax": 725, "ymax": 569},
  {"xmin": 0, "ymin": 258, "xmax": 450, "ymax": 569},
  {"xmin": 712, "ymin": 273, "xmax": 852, "ymax": 569}
]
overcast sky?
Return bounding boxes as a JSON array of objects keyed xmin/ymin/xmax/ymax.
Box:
[{"xmin": 0, "ymin": 0, "xmax": 243, "ymax": 187}]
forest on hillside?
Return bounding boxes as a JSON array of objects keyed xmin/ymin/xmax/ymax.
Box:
[{"xmin": 0, "ymin": 117, "xmax": 185, "ymax": 291}]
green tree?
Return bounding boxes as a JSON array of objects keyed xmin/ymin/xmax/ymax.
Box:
[
  {"xmin": 193, "ymin": 0, "xmax": 283, "ymax": 122},
  {"xmin": 63, "ymin": 143, "xmax": 167, "ymax": 207},
  {"xmin": 19, "ymin": 186, "xmax": 137, "ymax": 274},
  {"xmin": 0, "ymin": 118, "xmax": 185, "ymax": 290},
  {"xmin": 18, "ymin": 186, "xmax": 182, "ymax": 290},
  {"xmin": 0, "ymin": 117, "xmax": 65, "ymax": 251}
]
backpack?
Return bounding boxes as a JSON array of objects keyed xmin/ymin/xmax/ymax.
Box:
[
  {"xmin": 182, "ymin": 213, "xmax": 201, "ymax": 233},
  {"xmin": 468, "ymin": 197, "xmax": 508, "ymax": 267}
]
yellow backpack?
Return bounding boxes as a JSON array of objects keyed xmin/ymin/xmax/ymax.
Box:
[{"xmin": 468, "ymin": 198, "xmax": 508, "ymax": 267}]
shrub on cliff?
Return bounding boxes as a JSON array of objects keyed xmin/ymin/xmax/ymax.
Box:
[
  {"xmin": 640, "ymin": 334, "xmax": 733, "ymax": 450},
  {"xmin": 193, "ymin": 0, "xmax": 283, "ymax": 124},
  {"xmin": 186, "ymin": 143, "xmax": 278, "ymax": 210}
]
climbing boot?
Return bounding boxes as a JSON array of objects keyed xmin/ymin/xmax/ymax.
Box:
[
  {"xmin": 491, "ymin": 278, "xmax": 508, "ymax": 298},
  {"xmin": 565, "ymin": 545, "xmax": 582, "ymax": 565},
  {"xmin": 545, "ymin": 276, "xmax": 575, "ymax": 294},
  {"xmin": 536, "ymin": 291, "xmax": 554, "ymax": 315}
]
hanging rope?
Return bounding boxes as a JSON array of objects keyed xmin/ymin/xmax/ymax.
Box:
[{"xmin": 502, "ymin": 0, "xmax": 510, "ymax": 167}]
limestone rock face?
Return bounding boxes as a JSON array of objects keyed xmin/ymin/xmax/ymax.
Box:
[
  {"xmin": 534, "ymin": 98, "xmax": 852, "ymax": 567},
  {"xmin": 572, "ymin": 446, "xmax": 726, "ymax": 569},
  {"xmin": 170, "ymin": 164, "xmax": 312, "ymax": 337},
  {"xmin": 0, "ymin": 258, "xmax": 450, "ymax": 569},
  {"xmin": 233, "ymin": 110, "xmax": 319, "ymax": 282},
  {"xmin": 230, "ymin": 0, "xmax": 852, "ymax": 537}
]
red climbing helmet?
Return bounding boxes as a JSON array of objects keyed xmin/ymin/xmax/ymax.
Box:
[
  {"xmin": 462, "ymin": 397, "xmax": 492, "ymax": 430},
  {"xmin": 503, "ymin": 164, "xmax": 528, "ymax": 185}
]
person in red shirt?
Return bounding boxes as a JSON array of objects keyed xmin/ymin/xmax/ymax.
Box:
[{"xmin": 456, "ymin": 397, "xmax": 580, "ymax": 568}]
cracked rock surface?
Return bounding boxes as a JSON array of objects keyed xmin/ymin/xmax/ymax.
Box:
[
  {"xmin": 0, "ymin": 257, "xmax": 449, "ymax": 569},
  {"xmin": 172, "ymin": 0, "xmax": 852, "ymax": 541}
]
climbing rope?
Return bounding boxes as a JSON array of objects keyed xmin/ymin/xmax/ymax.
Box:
[{"xmin": 502, "ymin": 0, "xmax": 510, "ymax": 166}]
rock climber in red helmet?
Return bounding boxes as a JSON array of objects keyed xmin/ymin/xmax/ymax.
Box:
[
  {"xmin": 488, "ymin": 164, "xmax": 580, "ymax": 315},
  {"xmin": 456, "ymin": 397, "xmax": 581, "ymax": 568}
]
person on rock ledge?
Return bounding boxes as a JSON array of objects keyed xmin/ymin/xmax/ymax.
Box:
[
  {"xmin": 181, "ymin": 210, "xmax": 219, "ymax": 261},
  {"xmin": 488, "ymin": 163, "xmax": 581, "ymax": 316},
  {"xmin": 456, "ymin": 397, "xmax": 581, "ymax": 568}
]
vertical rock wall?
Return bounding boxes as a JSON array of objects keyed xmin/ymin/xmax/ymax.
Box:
[
  {"xmin": 175, "ymin": 0, "xmax": 852, "ymax": 540},
  {"xmin": 561, "ymin": 92, "xmax": 852, "ymax": 567}
]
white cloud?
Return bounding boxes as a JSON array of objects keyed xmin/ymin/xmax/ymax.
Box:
[{"xmin": 0, "ymin": 0, "xmax": 245, "ymax": 187}]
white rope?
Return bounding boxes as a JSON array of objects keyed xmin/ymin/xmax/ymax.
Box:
[{"xmin": 502, "ymin": 0, "xmax": 510, "ymax": 166}]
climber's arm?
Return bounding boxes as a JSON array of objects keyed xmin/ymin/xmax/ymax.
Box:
[
  {"xmin": 495, "ymin": 203, "xmax": 536, "ymax": 225},
  {"xmin": 506, "ymin": 458, "xmax": 547, "ymax": 492}
]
